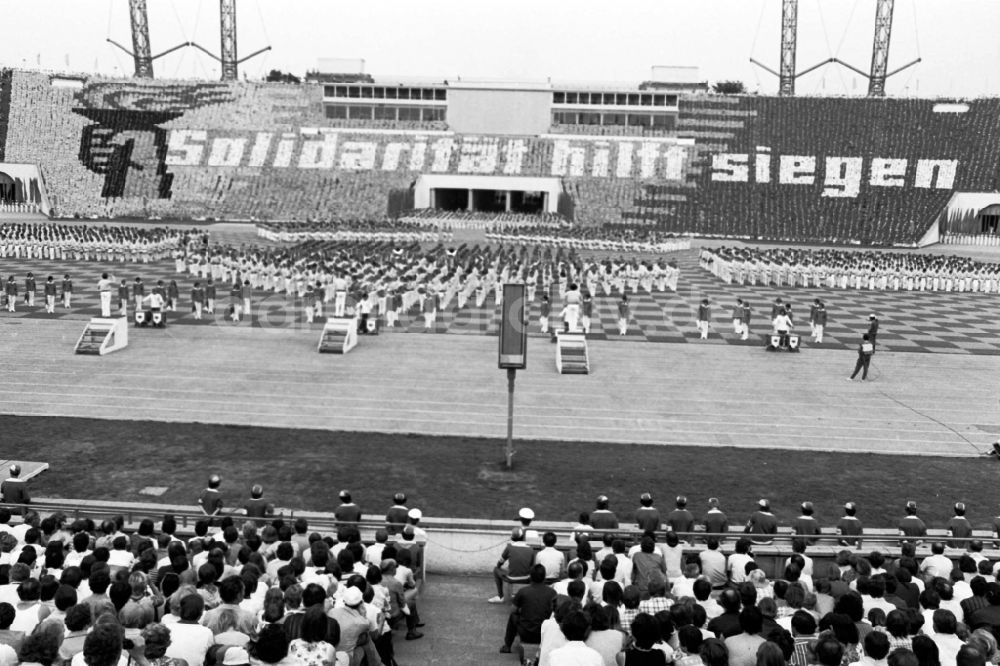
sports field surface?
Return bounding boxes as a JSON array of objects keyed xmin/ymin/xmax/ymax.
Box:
[
  {"xmin": 4, "ymin": 411, "xmax": 1000, "ymax": 530},
  {"xmin": 2, "ymin": 228, "xmax": 1000, "ymax": 525}
]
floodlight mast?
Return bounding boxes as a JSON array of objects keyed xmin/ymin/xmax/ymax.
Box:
[
  {"xmin": 868, "ymin": 0, "xmax": 895, "ymax": 96},
  {"xmin": 106, "ymin": 0, "xmax": 188, "ymax": 79},
  {"xmin": 778, "ymin": 0, "xmax": 798, "ymax": 96},
  {"xmin": 750, "ymin": 0, "xmax": 919, "ymax": 98},
  {"xmin": 188, "ymin": 0, "xmax": 272, "ymax": 81}
]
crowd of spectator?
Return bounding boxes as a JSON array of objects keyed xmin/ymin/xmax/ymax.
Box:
[
  {"xmin": 493, "ymin": 495, "xmax": 1000, "ymax": 666},
  {"xmin": 398, "ymin": 210, "xmax": 570, "ymax": 230},
  {"xmin": 0, "ymin": 223, "xmax": 195, "ymax": 263},
  {"xmin": 255, "ymin": 219, "xmax": 450, "ymax": 244},
  {"xmin": 487, "ymin": 224, "xmax": 691, "ymax": 254},
  {"xmin": 700, "ymin": 247, "xmax": 1000, "ymax": 293},
  {"xmin": 0, "ymin": 488, "xmax": 430, "ymax": 666}
]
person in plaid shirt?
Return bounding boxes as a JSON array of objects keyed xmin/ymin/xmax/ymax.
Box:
[
  {"xmin": 619, "ymin": 585, "xmax": 642, "ymax": 636},
  {"xmin": 639, "ymin": 578, "xmax": 673, "ymax": 616}
]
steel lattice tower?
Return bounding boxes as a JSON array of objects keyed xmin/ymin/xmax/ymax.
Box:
[
  {"xmin": 868, "ymin": 0, "xmax": 895, "ymax": 97},
  {"xmin": 219, "ymin": 0, "xmax": 238, "ymax": 81},
  {"xmin": 128, "ymin": 0, "xmax": 154, "ymax": 78},
  {"xmin": 779, "ymin": 0, "xmax": 798, "ymax": 96}
]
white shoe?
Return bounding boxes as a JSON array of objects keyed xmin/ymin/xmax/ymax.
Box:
[{"xmin": 487, "ymin": 595, "xmax": 504, "ymax": 604}]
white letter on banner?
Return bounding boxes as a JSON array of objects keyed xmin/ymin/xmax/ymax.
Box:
[
  {"xmin": 711, "ymin": 153, "xmax": 748, "ymax": 182},
  {"xmin": 663, "ymin": 145, "xmax": 687, "ymax": 181},
  {"xmin": 779, "ymin": 155, "xmax": 816, "ymax": 184},
  {"xmin": 637, "ymin": 142, "xmax": 660, "ymax": 179},
  {"xmin": 430, "ymin": 138, "xmax": 456, "ymax": 172},
  {"xmin": 207, "ymin": 138, "xmax": 247, "ymax": 167},
  {"xmin": 551, "ymin": 140, "xmax": 585, "ymax": 177},
  {"xmin": 273, "ymin": 133, "xmax": 296, "ymax": 168},
  {"xmin": 615, "ymin": 142, "xmax": 634, "ymax": 178},
  {"xmin": 409, "ymin": 137, "xmax": 427, "ymax": 171},
  {"xmin": 502, "ymin": 139, "xmax": 526, "ymax": 174},
  {"xmin": 382, "ymin": 142, "xmax": 410, "ymax": 171},
  {"xmin": 299, "ymin": 132, "xmax": 338, "ymax": 169},
  {"xmin": 755, "ymin": 148, "xmax": 771, "ymax": 183},
  {"xmin": 914, "ymin": 159, "xmax": 957, "ymax": 189},
  {"xmin": 165, "ymin": 130, "xmax": 207, "ymax": 166},
  {"xmin": 869, "ymin": 158, "xmax": 908, "ymax": 187},
  {"xmin": 591, "ymin": 143, "xmax": 609, "ymax": 178},
  {"xmin": 247, "ymin": 133, "xmax": 273, "ymax": 167},
  {"xmin": 823, "ymin": 157, "xmax": 863, "ymax": 198},
  {"xmin": 457, "ymin": 138, "xmax": 499, "ymax": 174},
  {"xmin": 339, "ymin": 142, "xmax": 377, "ymax": 171}
]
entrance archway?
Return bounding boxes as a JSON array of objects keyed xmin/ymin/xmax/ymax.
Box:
[
  {"xmin": 0, "ymin": 172, "xmax": 14, "ymax": 203},
  {"xmin": 979, "ymin": 203, "xmax": 1000, "ymax": 234}
]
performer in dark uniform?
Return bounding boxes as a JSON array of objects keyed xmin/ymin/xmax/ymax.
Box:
[
  {"xmin": 867, "ymin": 314, "xmax": 880, "ymax": 347},
  {"xmin": 1, "ymin": 465, "xmax": 30, "ymax": 513},
  {"xmin": 848, "ymin": 333, "xmax": 875, "ymax": 381},
  {"xmin": 243, "ymin": 484, "xmax": 274, "ymax": 526}
]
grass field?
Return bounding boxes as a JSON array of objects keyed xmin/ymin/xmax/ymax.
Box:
[{"xmin": 8, "ymin": 414, "xmax": 999, "ymax": 532}]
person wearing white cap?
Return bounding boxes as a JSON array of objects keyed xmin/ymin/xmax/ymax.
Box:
[
  {"xmin": 220, "ymin": 646, "xmax": 250, "ymax": 666},
  {"xmin": 404, "ymin": 509, "xmax": 428, "ymax": 544},
  {"xmin": 517, "ymin": 507, "xmax": 540, "ymax": 545},
  {"xmin": 947, "ymin": 503, "xmax": 973, "ymax": 549},
  {"xmin": 488, "ymin": 527, "xmax": 533, "ymax": 604},
  {"xmin": 836, "ymin": 502, "xmax": 864, "ymax": 549},
  {"xmin": 744, "ymin": 499, "xmax": 777, "ymax": 545},
  {"xmin": 0, "ymin": 465, "xmax": 29, "ymax": 511},
  {"xmin": 329, "ymin": 585, "xmax": 372, "ymax": 663}
]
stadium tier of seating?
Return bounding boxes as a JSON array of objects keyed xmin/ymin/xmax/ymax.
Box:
[{"xmin": 2, "ymin": 70, "xmax": 1000, "ymax": 245}]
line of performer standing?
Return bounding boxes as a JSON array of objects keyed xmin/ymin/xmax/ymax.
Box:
[{"xmin": 3, "ymin": 273, "xmax": 73, "ymax": 313}]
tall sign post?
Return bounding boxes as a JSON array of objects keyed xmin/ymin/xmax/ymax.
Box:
[{"xmin": 498, "ymin": 284, "xmax": 528, "ymax": 470}]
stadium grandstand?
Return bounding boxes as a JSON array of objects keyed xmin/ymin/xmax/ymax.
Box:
[
  {"xmin": 1, "ymin": 70, "xmax": 999, "ymax": 244},
  {"xmin": 4, "ymin": 2, "xmax": 1000, "ymax": 664}
]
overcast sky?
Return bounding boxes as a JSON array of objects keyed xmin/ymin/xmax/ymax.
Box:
[{"xmin": 1, "ymin": 0, "xmax": 997, "ymax": 98}]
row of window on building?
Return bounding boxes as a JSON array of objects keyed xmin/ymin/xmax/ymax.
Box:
[
  {"xmin": 324, "ymin": 105, "xmax": 446, "ymax": 121},
  {"xmin": 324, "ymin": 85, "xmax": 448, "ymax": 101},
  {"xmin": 320, "ymin": 85, "xmax": 680, "ymax": 110},
  {"xmin": 323, "ymin": 103, "xmax": 679, "ymax": 128},
  {"xmin": 551, "ymin": 111, "xmax": 677, "ymax": 129},
  {"xmin": 553, "ymin": 91, "xmax": 679, "ymax": 107}
]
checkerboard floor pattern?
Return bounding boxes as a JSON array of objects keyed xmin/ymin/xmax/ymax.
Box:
[{"xmin": 2, "ymin": 251, "xmax": 999, "ymax": 354}]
